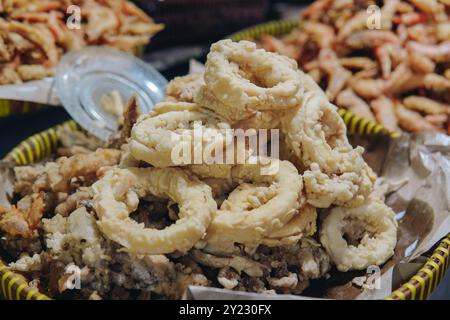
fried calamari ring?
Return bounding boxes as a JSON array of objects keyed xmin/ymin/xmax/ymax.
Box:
[
  {"xmin": 303, "ymin": 163, "xmax": 376, "ymax": 208},
  {"xmin": 92, "ymin": 167, "xmax": 217, "ymax": 254},
  {"xmin": 320, "ymin": 197, "xmax": 398, "ymax": 272},
  {"xmin": 196, "ymin": 40, "xmax": 303, "ymax": 118},
  {"xmin": 282, "ymin": 72, "xmax": 373, "ymax": 207},
  {"xmin": 282, "ymin": 73, "xmax": 364, "ymax": 173},
  {"xmin": 129, "ymin": 101, "xmax": 232, "ymax": 167},
  {"xmin": 203, "ymin": 159, "xmax": 303, "ymax": 253},
  {"xmin": 261, "ymin": 204, "xmax": 317, "ymax": 247},
  {"xmin": 231, "ymin": 109, "xmax": 283, "ymax": 130},
  {"xmin": 186, "ymin": 163, "xmax": 232, "ymax": 180},
  {"xmin": 196, "ymin": 85, "xmax": 284, "ymax": 129},
  {"xmin": 195, "ymin": 84, "xmax": 256, "ymax": 123},
  {"xmin": 166, "ymin": 73, "xmax": 204, "ymax": 103}
]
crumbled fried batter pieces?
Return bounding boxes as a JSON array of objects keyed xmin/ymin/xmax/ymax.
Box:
[
  {"xmin": 14, "ymin": 148, "xmax": 121, "ymax": 195},
  {"xmin": 0, "ymin": 192, "xmax": 45, "ymax": 238},
  {"xmin": 192, "ymin": 238, "xmax": 331, "ymax": 295}
]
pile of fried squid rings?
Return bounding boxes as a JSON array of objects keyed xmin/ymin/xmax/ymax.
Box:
[{"xmin": 91, "ymin": 39, "xmax": 398, "ymax": 273}]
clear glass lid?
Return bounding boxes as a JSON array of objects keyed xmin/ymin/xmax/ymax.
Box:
[{"xmin": 55, "ymin": 47, "xmax": 167, "ymax": 141}]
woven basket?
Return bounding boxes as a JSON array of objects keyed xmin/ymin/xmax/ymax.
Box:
[
  {"xmin": 0, "ymin": 101, "xmax": 49, "ymax": 118},
  {"xmin": 1, "ymin": 20, "xmax": 448, "ymax": 300}
]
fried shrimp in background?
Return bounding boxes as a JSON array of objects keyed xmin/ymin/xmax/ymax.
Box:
[
  {"xmin": 260, "ymin": 0, "xmax": 450, "ymax": 134},
  {"xmin": 92, "ymin": 166, "xmax": 216, "ymax": 255},
  {"xmin": 0, "ymin": 0, "xmax": 163, "ymax": 84}
]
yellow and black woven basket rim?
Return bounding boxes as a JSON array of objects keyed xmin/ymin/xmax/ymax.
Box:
[
  {"xmin": 1, "ymin": 20, "xmax": 447, "ymax": 300},
  {"xmin": 0, "ymin": 121, "xmax": 80, "ymax": 301},
  {"xmin": 229, "ymin": 19, "xmax": 299, "ymax": 42},
  {"xmin": 1, "ymin": 120, "xmax": 449, "ymax": 300},
  {"xmin": 0, "ymin": 100, "xmax": 50, "ymax": 118}
]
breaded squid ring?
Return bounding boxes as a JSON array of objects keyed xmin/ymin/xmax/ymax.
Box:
[
  {"xmin": 92, "ymin": 167, "xmax": 217, "ymax": 254},
  {"xmin": 166, "ymin": 73, "xmax": 204, "ymax": 103},
  {"xmin": 203, "ymin": 159, "xmax": 303, "ymax": 253},
  {"xmin": 282, "ymin": 74, "xmax": 364, "ymax": 173},
  {"xmin": 261, "ymin": 204, "xmax": 317, "ymax": 247},
  {"xmin": 196, "ymin": 85, "xmax": 284, "ymax": 129},
  {"xmin": 129, "ymin": 101, "xmax": 232, "ymax": 167},
  {"xmin": 303, "ymin": 163, "xmax": 376, "ymax": 208},
  {"xmin": 195, "ymin": 84, "xmax": 256, "ymax": 123},
  {"xmin": 196, "ymin": 40, "xmax": 303, "ymax": 117},
  {"xmin": 231, "ymin": 109, "xmax": 283, "ymax": 130},
  {"xmin": 282, "ymin": 72, "xmax": 374, "ymax": 207},
  {"xmin": 320, "ymin": 197, "xmax": 398, "ymax": 272}
]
